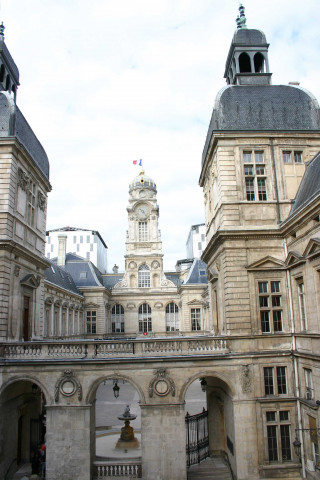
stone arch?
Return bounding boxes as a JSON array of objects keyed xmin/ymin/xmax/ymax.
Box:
[
  {"xmin": 239, "ymin": 52, "xmax": 251, "ymax": 73},
  {"xmin": 86, "ymin": 373, "xmax": 146, "ymax": 404},
  {"xmin": 0, "ymin": 374, "xmax": 51, "ymax": 403},
  {"xmin": 254, "ymin": 52, "xmax": 265, "ymax": 72},
  {"xmin": 179, "ymin": 370, "xmax": 235, "ymax": 403}
]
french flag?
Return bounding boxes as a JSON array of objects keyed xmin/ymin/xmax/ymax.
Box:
[{"xmin": 133, "ymin": 159, "xmax": 143, "ymax": 166}]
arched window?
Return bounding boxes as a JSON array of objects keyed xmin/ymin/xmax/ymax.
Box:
[
  {"xmin": 138, "ymin": 264, "xmax": 150, "ymax": 288},
  {"xmin": 239, "ymin": 52, "xmax": 251, "ymax": 73},
  {"xmin": 254, "ymin": 52, "xmax": 265, "ymax": 73},
  {"xmin": 166, "ymin": 303, "xmax": 179, "ymax": 332},
  {"xmin": 138, "ymin": 303, "xmax": 152, "ymax": 333},
  {"xmin": 111, "ymin": 304, "xmax": 124, "ymax": 333}
]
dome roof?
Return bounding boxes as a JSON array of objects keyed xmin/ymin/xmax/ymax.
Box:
[
  {"xmin": 129, "ymin": 171, "xmax": 157, "ymax": 192},
  {"xmin": 202, "ymin": 84, "xmax": 320, "ymax": 165},
  {"xmin": 232, "ymin": 28, "xmax": 267, "ymax": 45}
]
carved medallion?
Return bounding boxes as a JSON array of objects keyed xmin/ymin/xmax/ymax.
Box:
[
  {"xmin": 55, "ymin": 370, "xmax": 82, "ymax": 402},
  {"xmin": 149, "ymin": 368, "xmax": 175, "ymax": 398}
]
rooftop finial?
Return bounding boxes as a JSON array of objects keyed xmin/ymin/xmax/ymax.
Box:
[
  {"xmin": 0, "ymin": 22, "xmax": 5, "ymax": 40},
  {"xmin": 236, "ymin": 4, "xmax": 247, "ymax": 30}
]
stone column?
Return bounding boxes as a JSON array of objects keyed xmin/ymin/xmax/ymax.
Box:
[
  {"xmin": 140, "ymin": 403, "xmax": 186, "ymax": 480},
  {"xmin": 233, "ymin": 400, "xmax": 259, "ymax": 480},
  {"xmin": 46, "ymin": 405, "xmax": 92, "ymax": 480}
]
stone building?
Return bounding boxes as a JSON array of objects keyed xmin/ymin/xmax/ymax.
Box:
[{"xmin": 0, "ymin": 6, "xmax": 320, "ymax": 480}]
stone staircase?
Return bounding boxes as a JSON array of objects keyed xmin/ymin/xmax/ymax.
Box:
[{"xmin": 187, "ymin": 456, "xmax": 232, "ymax": 480}]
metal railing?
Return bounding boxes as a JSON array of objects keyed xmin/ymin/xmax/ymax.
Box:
[{"xmin": 185, "ymin": 408, "xmax": 209, "ymax": 467}]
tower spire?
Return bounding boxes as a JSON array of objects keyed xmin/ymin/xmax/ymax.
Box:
[{"xmin": 236, "ymin": 4, "xmax": 247, "ymax": 30}]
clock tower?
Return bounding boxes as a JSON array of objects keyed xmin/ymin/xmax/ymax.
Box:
[{"xmin": 116, "ymin": 170, "xmax": 170, "ymax": 290}]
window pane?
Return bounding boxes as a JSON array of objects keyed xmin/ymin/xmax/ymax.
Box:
[
  {"xmin": 166, "ymin": 303, "xmax": 179, "ymax": 331},
  {"xmin": 279, "ymin": 411, "xmax": 289, "ymax": 422},
  {"xmin": 294, "ymin": 151, "xmax": 302, "ymax": 163},
  {"xmin": 256, "ymin": 166, "xmax": 265, "ymax": 175},
  {"xmin": 243, "ymin": 151, "xmax": 252, "ymax": 162},
  {"xmin": 139, "ymin": 222, "xmax": 148, "ymax": 241},
  {"xmin": 261, "ymin": 311, "xmax": 270, "ymax": 333},
  {"xmin": 264, "ymin": 367, "xmax": 274, "ymax": 395},
  {"xmin": 138, "ymin": 264, "xmax": 150, "ymax": 287},
  {"xmin": 271, "ymin": 281, "xmax": 280, "ymax": 293},
  {"xmin": 283, "ymin": 151, "xmax": 291, "ymax": 163},
  {"xmin": 259, "ymin": 282, "xmax": 268, "ymax": 294},
  {"xmin": 246, "ymin": 178, "xmax": 255, "ymax": 201},
  {"xmin": 191, "ymin": 308, "xmax": 201, "ymax": 331},
  {"xmin": 260, "ymin": 296, "xmax": 269, "ymax": 308},
  {"xmin": 267, "ymin": 425, "xmax": 278, "ymax": 461},
  {"xmin": 258, "ymin": 178, "xmax": 267, "ymax": 200},
  {"xmin": 255, "ymin": 151, "xmax": 264, "ymax": 163},
  {"xmin": 266, "ymin": 411, "xmax": 276, "ymax": 422},
  {"xmin": 244, "ymin": 165, "xmax": 253, "ymax": 175},
  {"xmin": 138, "ymin": 303, "xmax": 152, "ymax": 332},
  {"xmin": 280, "ymin": 425, "xmax": 291, "ymax": 461},
  {"xmin": 273, "ymin": 310, "xmax": 283, "ymax": 332},
  {"xmin": 277, "ymin": 367, "xmax": 287, "ymax": 394},
  {"xmin": 272, "ymin": 296, "xmax": 281, "ymax": 307}
]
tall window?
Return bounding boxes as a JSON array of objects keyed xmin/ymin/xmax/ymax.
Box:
[
  {"xmin": 139, "ymin": 222, "xmax": 148, "ymax": 241},
  {"xmin": 138, "ymin": 303, "xmax": 152, "ymax": 333},
  {"xmin": 266, "ymin": 411, "xmax": 292, "ymax": 462},
  {"xmin": 264, "ymin": 366, "xmax": 287, "ymax": 395},
  {"xmin": 258, "ymin": 281, "xmax": 283, "ymax": 333},
  {"xmin": 166, "ymin": 303, "xmax": 179, "ymax": 332},
  {"xmin": 86, "ymin": 310, "xmax": 96, "ymax": 334},
  {"xmin": 111, "ymin": 304, "xmax": 125, "ymax": 333},
  {"xmin": 297, "ymin": 280, "xmax": 307, "ymax": 330},
  {"xmin": 138, "ymin": 264, "xmax": 150, "ymax": 288},
  {"xmin": 27, "ymin": 181, "xmax": 36, "ymax": 226},
  {"xmin": 243, "ymin": 150, "xmax": 267, "ymax": 201},
  {"xmin": 191, "ymin": 308, "xmax": 201, "ymax": 331},
  {"xmin": 304, "ymin": 368, "xmax": 313, "ymax": 400}
]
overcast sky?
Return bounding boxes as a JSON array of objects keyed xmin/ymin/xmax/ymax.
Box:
[{"xmin": 2, "ymin": 0, "xmax": 320, "ymax": 270}]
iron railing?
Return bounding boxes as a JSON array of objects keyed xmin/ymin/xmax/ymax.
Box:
[{"xmin": 185, "ymin": 408, "xmax": 209, "ymax": 467}]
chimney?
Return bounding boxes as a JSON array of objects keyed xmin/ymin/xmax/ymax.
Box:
[{"xmin": 57, "ymin": 235, "xmax": 67, "ymax": 267}]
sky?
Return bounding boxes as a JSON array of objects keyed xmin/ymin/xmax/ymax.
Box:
[{"xmin": 2, "ymin": 0, "xmax": 320, "ymax": 271}]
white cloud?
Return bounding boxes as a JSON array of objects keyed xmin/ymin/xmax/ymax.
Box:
[{"xmin": 2, "ymin": 0, "xmax": 320, "ymax": 270}]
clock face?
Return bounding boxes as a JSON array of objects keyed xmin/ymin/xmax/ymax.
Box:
[{"xmin": 137, "ymin": 205, "xmax": 148, "ymax": 219}]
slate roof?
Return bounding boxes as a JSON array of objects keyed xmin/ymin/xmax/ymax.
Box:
[
  {"xmin": 102, "ymin": 274, "xmax": 124, "ymax": 290},
  {"xmin": 202, "ymin": 85, "xmax": 320, "ymax": 165},
  {"xmin": 288, "ymin": 151, "xmax": 320, "ymax": 217},
  {"xmin": 0, "ymin": 91, "xmax": 49, "ymax": 179},
  {"xmin": 184, "ymin": 259, "xmax": 208, "ymax": 285},
  {"xmin": 44, "ymin": 260, "xmax": 82, "ymax": 296},
  {"xmin": 0, "ymin": 40, "xmax": 19, "ymax": 83},
  {"xmin": 232, "ymin": 28, "xmax": 267, "ymax": 45},
  {"xmin": 165, "ymin": 272, "xmax": 183, "ymax": 287},
  {"xmin": 51, "ymin": 253, "xmax": 104, "ymax": 288}
]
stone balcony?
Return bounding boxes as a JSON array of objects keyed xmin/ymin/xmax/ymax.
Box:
[{"xmin": 0, "ymin": 336, "xmax": 229, "ymax": 361}]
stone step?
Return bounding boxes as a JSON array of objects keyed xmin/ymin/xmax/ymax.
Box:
[{"xmin": 187, "ymin": 456, "xmax": 232, "ymax": 480}]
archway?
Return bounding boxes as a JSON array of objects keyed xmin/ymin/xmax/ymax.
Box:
[
  {"xmin": 182, "ymin": 374, "xmax": 236, "ymax": 475},
  {"xmin": 0, "ymin": 379, "xmax": 46, "ymax": 480},
  {"xmin": 90, "ymin": 376, "xmax": 143, "ymax": 478}
]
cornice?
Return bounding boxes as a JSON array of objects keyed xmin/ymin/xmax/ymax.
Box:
[{"xmin": 0, "ymin": 239, "xmax": 50, "ymax": 269}]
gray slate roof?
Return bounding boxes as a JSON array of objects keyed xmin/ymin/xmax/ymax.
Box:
[
  {"xmin": 0, "ymin": 91, "xmax": 49, "ymax": 179},
  {"xmin": 289, "ymin": 151, "xmax": 320, "ymax": 217},
  {"xmin": 51, "ymin": 253, "xmax": 104, "ymax": 288},
  {"xmin": 0, "ymin": 40, "xmax": 19, "ymax": 83},
  {"xmin": 202, "ymin": 85, "xmax": 320, "ymax": 165},
  {"xmin": 184, "ymin": 259, "xmax": 208, "ymax": 285},
  {"xmin": 45, "ymin": 260, "xmax": 82, "ymax": 296},
  {"xmin": 232, "ymin": 28, "xmax": 267, "ymax": 45},
  {"xmin": 102, "ymin": 275, "xmax": 124, "ymax": 289},
  {"xmin": 165, "ymin": 272, "xmax": 183, "ymax": 287}
]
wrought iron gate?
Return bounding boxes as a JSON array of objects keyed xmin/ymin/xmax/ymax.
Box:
[{"xmin": 185, "ymin": 408, "xmax": 209, "ymax": 467}]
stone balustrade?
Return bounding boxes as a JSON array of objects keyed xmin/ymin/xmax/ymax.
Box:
[
  {"xmin": 93, "ymin": 461, "xmax": 142, "ymax": 478},
  {"xmin": 0, "ymin": 336, "xmax": 229, "ymax": 361}
]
